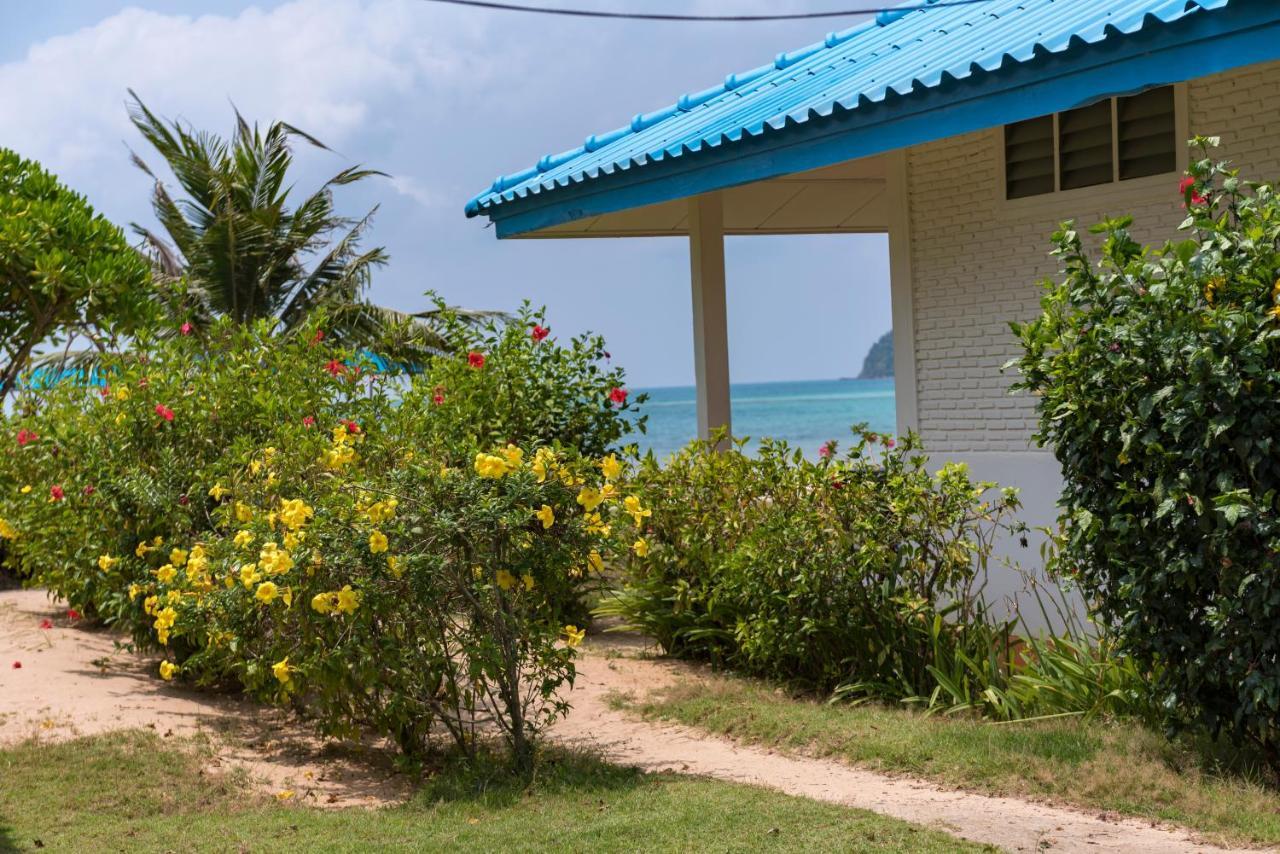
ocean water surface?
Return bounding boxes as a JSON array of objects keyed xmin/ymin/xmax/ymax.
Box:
[{"xmin": 629, "ymin": 378, "xmax": 895, "ymax": 460}]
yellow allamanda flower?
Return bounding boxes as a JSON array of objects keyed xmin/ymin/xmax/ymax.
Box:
[
  {"xmin": 584, "ymin": 513, "xmax": 610, "ymax": 536},
  {"xmin": 114, "ymin": 386, "xmax": 130, "ymax": 402},
  {"xmin": 439, "ymin": 465, "xmax": 452, "ymax": 479},
  {"xmin": 323, "ymin": 444, "xmax": 357, "ymax": 470},
  {"xmin": 258, "ymin": 542, "xmax": 294, "ymax": 575},
  {"xmin": 599, "ymin": 483, "xmax": 619, "ymax": 503},
  {"xmin": 387, "ymin": 555, "xmax": 404, "ymax": 578},
  {"xmin": 535, "ymin": 504, "xmax": 555, "ymax": 530},
  {"xmin": 0, "ymin": 519, "xmax": 17, "ymax": 539},
  {"xmin": 599, "ymin": 454, "xmax": 622, "ymax": 481},
  {"xmin": 532, "ymin": 447, "xmax": 556, "ymax": 483},
  {"xmin": 279, "ymin": 498, "xmax": 314, "ymax": 531},
  {"xmin": 588, "ymin": 550, "xmax": 604, "ymax": 573},
  {"xmin": 114, "ymin": 412, "xmax": 127, "ymax": 427},
  {"xmin": 128, "ymin": 584, "xmax": 142, "ymax": 601},
  {"xmin": 522, "ymin": 573, "xmax": 535, "ymax": 591},
  {"xmin": 166, "ymin": 590, "xmax": 182, "ymax": 605},
  {"xmin": 368, "ymin": 530, "xmax": 389, "ymax": 554},
  {"xmin": 335, "ymin": 585, "xmax": 361, "ymax": 614},
  {"xmin": 169, "ymin": 548, "xmax": 188, "ymax": 567},
  {"xmin": 255, "ymin": 581, "xmax": 279, "ymax": 604},
  {"xmin": 159, "ymin": 661, "xmax": 178, "ymax": 681},
  {"xmin": 281, "ymin": 587, "xmax": 293, "ymax": 608},
  {"xmin": 562, "ymin": 625, "xmax": 586, "ymax": 648},
  {"xmin": 98, "ymin": 554, "xmax": 119, "ymax": 572},
  {"xmin": 624, "ymin": 495, "xmax": 652, "ymax": 526},
  {"xmin": 272, "ymin": 657, "xmax": 292, "ymax": 685},
  {"xmin": 501, "ymin": 444, "xmax": 524, "ymax": 469},
  {"xmin": 233, "ymin": 530, "xmax": 254, "ymax": 548},
  {"xmin": 576, "ymin": 487, "xmax": 603, "ymax": 512},
  {"xmin": 495, "ymin": 569, "xmax": 516, "ymax": 591},
  {"xmin": 135, "ymin": 541, "xmax": 151, "ymax": 558},
  {"xmin": 155, "ymin": 564, "xmax": 177, "ymax": 585},
  {"xmin": 632, "ymin": 538, "xmax": 650, "ymax": 558},
  {"xmin": 364, "ymin": 499, "xmax": 398, "ymax": 524},
  {"xmin": 283, "ymin": 532, "xmax": 304, "ymax": 550},
  {"xmin": 1269, "ymin": 304, "xmax": 1280, "ymax": 322},
  {"xmin": 20, "ymin": 485, "xmax": 32, "ymax": 494},
  {"xmin": 311, "ymin": 592, "xmax": 336, "ymax": 614},
  {"xmin": 239, "ymin": 563, "xmax": 260, "ymax": 588},
  {"xmin": 234, "ymin": 502, "xmax": 253, "ymax": 523},
  {"xmin": 474, "ymin": 452, "xmax": 509, "ymax": 479},
  {"xmin": 208, "ymin": 483, "xmax": 228, "ymax": 501},
  {"xmin": 143, "ymin": 595, "xmax": 160, "ymax": 616}
]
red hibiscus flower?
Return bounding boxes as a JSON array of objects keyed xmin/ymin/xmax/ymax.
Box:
[
  {"xmin": 531, "ymin": 324, "xmax": 549, "ymax": 342},
  {"xmin": 16, "ymin": 429, "xmax": 37, "ymax": 446},
  {"xmin": 343, "ymin": 420, "xmax": 361, "ymax": 435},
  {"xmin": 155, "ymin": 404, "xmax": 175, "ymax": 422},
  {"xmin": 302, "ymin": 415, "xmax": 316, "ymax": 427},
  {"xmin": 1179, "ymin": 176, "xmax": 1196, "ymax": 194},
  {"xmin": 66, "ymin": 609, "xmax": 80, "ymax": 620},
  {"xmin": 180, "ymin": 322, "xmax": 193, "ymax": 336},
  {"xmin": 818, "ymin": 442, "xmax": 835, "ymax": 459},
  {"xmin": 468, "ymin": 352, "xmax": 485, "ymax": 369},
  {"xmin": 39, "ymin": 619, "xmax": 53, "ymax": 630},
  {"xmin": 100, "ymin": 387, "xmax": 111, "ymax": 398},
  {"xmin": 312, "ymin": 329, "xmax": 325, "ymax": 344},
  {"xmin": 49, "ymin": 485, "xmax": 64, "ymax": 501},
  {"xmin": 609, "ymin": 387, "xmax": 628, "ymax": 405},
  {"xmin": 325, "ymin": 359, "xmax": 345, "ymax": 377}
]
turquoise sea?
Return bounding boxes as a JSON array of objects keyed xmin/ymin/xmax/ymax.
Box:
[{"xmin": 629, "ymin": 378, "xmax": 896, "ymax": 460}]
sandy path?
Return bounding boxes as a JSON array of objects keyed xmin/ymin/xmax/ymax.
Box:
[
  {"xmin": 0, "ymin": 588, "xmax": 408, "ymax": 807},
  {"xmin": 556, "ymin": 633, "xmax": 1259, "ymax": 854}
]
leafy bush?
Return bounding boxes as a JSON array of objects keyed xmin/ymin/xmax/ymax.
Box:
[
  {"xmin": 598, "ymin": 431, "xmax": 1024, "ymax": 698},
  {"xmin": 1010, "ymin": 140, "xmax": 1280, "ymax": 761},
  {"xmin": 0, "ymin": 306, "xmax": 640, "ymax": 770}
]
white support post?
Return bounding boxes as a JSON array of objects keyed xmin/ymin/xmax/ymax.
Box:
[
  {"xmin": 885, "ymin": 149, "xmax": 919, "ymax": 440},
  {"xmin": 688, "ymin": 192, "xmax": 732, "ymax": 445}
]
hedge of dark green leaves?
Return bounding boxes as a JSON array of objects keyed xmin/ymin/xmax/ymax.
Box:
[{"xmin": 1011, "ymin": 139, "xmax": 1280, "ymax": 762}]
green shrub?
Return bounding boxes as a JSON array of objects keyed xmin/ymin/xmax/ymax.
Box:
[
  {"xmin": 1010, "ymin": 139, "xmax": 1280, "ymax": 762},
  {"xmin": 599, "ymin": 431, "xmax": 1024, "ymax": 697}
]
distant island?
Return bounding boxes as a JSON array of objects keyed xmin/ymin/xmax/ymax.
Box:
[{"xmin": 853, "ymin": 330, "xmax": 893, "ymax": 379}]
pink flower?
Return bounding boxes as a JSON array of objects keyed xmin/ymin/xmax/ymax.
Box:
[
  {"xmin": 1190, "ymin": 191, "xmax": 1208, "ymax": 206},
  {"xmin": 49, "ymin": 485, "xmax": 64, "ymax": 502},
  {"xmin": 325, "ymin": 359, "xmax": 345, "ymax": 377},
  {"xmin": 180, "ymin": 322, "xmax": 193, "ymax": 336},
  {"xmin": 1179, "ymin": 176, "xmax": 1196, "ymax": 195},
  {"xmin": 531, "ymin": 324, "xmax": 549, "ymax": 342},
  {"xmin": 468, "ymin": 352, "xmax": 486, "ymax": 369},
  {"xmin": 885, "ymin": 438, "xmax": 896, "ymax": 449},
  {"xmin": 16, "ymin": 429, "xmax": 37, "ymax": 447},
  {"xmin": 819, "ymin": 443, "xmax": 835, "ymax": 459},
  {"xmin": 609, "ymin": 387, "xmax": 628, "ymax": 405},
  {"xmin": 155, "ymin": 404, "xmax": 175, "ymax": 422},
  {"xmin": 302, "ymin": 415, "xmax": 316, "ymax": 427}
]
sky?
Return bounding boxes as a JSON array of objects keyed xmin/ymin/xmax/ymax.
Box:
[{"xmin": 0, "ymin": 0, "xmax": 892, "ymax": 388}]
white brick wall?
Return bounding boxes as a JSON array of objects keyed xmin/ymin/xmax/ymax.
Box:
[{"xmin": 906, "ymin": 60, "xmax": 1280, "ymax": 454}]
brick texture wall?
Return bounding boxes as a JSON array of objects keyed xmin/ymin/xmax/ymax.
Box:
[{"xmin": 906, "ymin": 60, "xmax": 1280, "ymax": 454}]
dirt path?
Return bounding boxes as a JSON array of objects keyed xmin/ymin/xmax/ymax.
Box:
[
  {"xmin": 0, "ymin": 587, "xmax": 1261, "ymax": 852},
  {"xmin": 557, "ymin": 633, "xmax": 1257, "ymax": 854}
]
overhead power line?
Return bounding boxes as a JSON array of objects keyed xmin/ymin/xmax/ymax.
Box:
[{"xmin": 419, "ymin": 0, "xmax": 994, "ymax": 22}]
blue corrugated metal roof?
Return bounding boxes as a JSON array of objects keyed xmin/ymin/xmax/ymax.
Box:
[{"xmin": 465, "ymin": 0, "xmax": 1250, "ymax": 228}]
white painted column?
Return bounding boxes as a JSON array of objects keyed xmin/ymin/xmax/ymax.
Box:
[
  {"xmin": 885, "ymin": 148, "xmax": 919, "ymax": 439},
  {"xmin": 688, "ymin": 192, "xmax": 732, "ymax": 444}
]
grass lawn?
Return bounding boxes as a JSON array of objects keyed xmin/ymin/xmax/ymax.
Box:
[
  {"xmin": 0, "ymin": 730, "xmax": 988, "ymax": 853},
  {"xmin": 612, "ymin": 673, "xmax": 1280, "ymax": 848}
]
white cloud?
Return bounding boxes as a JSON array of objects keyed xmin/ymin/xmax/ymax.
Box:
[{"xmin": 0, "ymin": 1, "xmax": 489, "ymax": 183}]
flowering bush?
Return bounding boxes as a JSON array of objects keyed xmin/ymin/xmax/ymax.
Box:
[
  {"xmin": 598, "ymin": 430, "xmax": 1023, "ymax": 697},
  {"xmin": 0, "ymin": 306, "xmax": 642, "ymax": 770},
  {"xmin": 1010, "ymin": 141, "xmax": 1280, "ymax": 764}
]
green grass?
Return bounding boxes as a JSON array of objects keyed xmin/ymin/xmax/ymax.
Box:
[
  {"xmin": 612, "ymin": 673, "xmax": 1280, "ymax": 848},
  {"xmin": 0, "ymin": 731, "xmax": 987, "ymax": 853}
]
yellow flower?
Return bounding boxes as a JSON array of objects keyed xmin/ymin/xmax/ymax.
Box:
[
  {"xmin": 0, "ymin": 519, "xmax": 17, "ymax": 540},
  {"xmin": 114, "ymin": 412, "xmax": 127, "ymax": 426},
  {"xmin": 522, "ymin": 573, "xmax": 535, "ymax": 591},
  {"xmin": 562, "ymin": 625, "xmax": 586, "ymax": 648},
  {"xmin": 166, "ymin": 590, "xmax": 182, "ymax": 605},
  {"xmin": 276, "ymin": 789, "xmax": 296, "ymax": 801},
  {"xmin": 234, "ymin": 502, "xmax": 253, "ymax": 523},
  {"xmin": 234, "ymin": 530, "xmax": 254, "ymax": 548},
  {"xmin": 535, "ymin": 504, "xmax": 555, "ymax": 530},
  {"xmin": 474, "ymin": 452, "xmax": 509, "ymax": 479},
  {"xmin": 114, "ymin": 386, "xmax": 130, "ymax": 401},
  {"xmin": 632, "ymin": 538, "xmax": 650, "ymax": 558},
  {"xmin": 368, "ymin": 530, "xmax": 389, "ymax": 554},
  {"xmin": 272, "ymin": 657, "xmax": 292, "ymax": 685},
  {"xmin": 588, "ymin": 550, "xmax": 604, "ymax": 573},
  {"xmin": 439, "ymin": 465, "xmax": 452, "ymax": 479},
  {"xmin": 576, "ymin": 487, "xmax": 603, "ymax": 512},
  {"xmin": 624, "ymin": 495, "xmax": 652, "ymax": 526},
  {"xmin": 311, "ymin": 592, "xmax": 335, "ymax": 614},
  {"xmin": 323, "ymin": 444, "xmax": 357, "ymax": 470},
  {"xmin": 208, "ymin": 483, "xmax": 228, "ymax": 501},
  {"xmin": 96, "ymin": 554, "xmax": 118, "ymax": 572},
  {"xmin": 599, "ymin": 483, "xmax": 619, "ymax": 503},
  {"xmin": 135, "ymin": 541, "xmax": 151, "ymax": 558},
  {"xmin": 387, "ymin": 555, "xmax": 404, "ymax": 578},
  {"xmin": 20, "ymin": 485, "xmax": 32, "ymax": 495},
  {"xmin": 281, "ymin": 587, "xmax": 293, "ymax": 608},
  {"xmin": 1269, "ymin": 305, "xmax": 1280, "ymax": 322},
  {"xmin": 501, "ymin": 444, "xmax": 524, "ymax": 469},
  {"xmin": 336, "ymin": 585, "xmax": 361, "ymax": 615},
  {"xmin": 279, "ymin": 498, "xmax": 314, "ymax": 531},
  {"xmin": 283, "ymin": 532, "xmax": 303, "ymax": 550},
  {"xmin": 255, "ymin": 581, "xmax": 279, "ymax": 604},
  {"xmin": 258, "ymin": 542, "xmax": 294, "ymax": 575},
  {"xmin": 495, "ymin": 569, "xmax": 516, "ymax": 591},
  {"xmin": 128, "ymin": 583, "xmax": 142, "ymax": 601},
  {"xmin": 143, "ymin": 595, "xmax": 159, "ymax": 616},
  {"xmin": 364, "ymin": 499, "xmax": 398, "ymax": 524},
  {"xmin": 599, "ymin": 454, "xmax": 622, "ymax": 481},
  {"xmin": 239, "ymin": 563, "xmax": 260, "ymax": 588},
  {"xmin": 169, "ymin": 548, "xmax": 188, "ymax": 567},
  {"xmin": 159, "ymin": 661, "xmax": 178, "ymax": 681},
  {"xmin": 249, "ymin": 459, "xmax": 263, "ymax": 476},
  {"xmin": 532, "ymin": 448, "xmax": 556, "ymax": 483},
  {"xmin": 155, "ymin": 564, "xmax": 177, "ymax": 585},
  {"xmin": 584, "ymin": 512, "xmax": 610, "ymax": 536}
]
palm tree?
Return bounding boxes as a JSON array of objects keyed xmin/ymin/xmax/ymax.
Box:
[{"xmin": 127, "ymin": 91, "xmax": 484, "ymax": 360}]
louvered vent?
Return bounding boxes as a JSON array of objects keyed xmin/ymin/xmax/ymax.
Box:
[
  {"xmin": 1118, "ymin": 86, "xmax": 1176, "ymax": 180},
  {"xmin": 1059, "ymin": 100, "xmax": 1114, "ymax": 191},
  {"xmin": 1004, "ymin": 115, "xmax": 1055, "ymax": 199}
]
